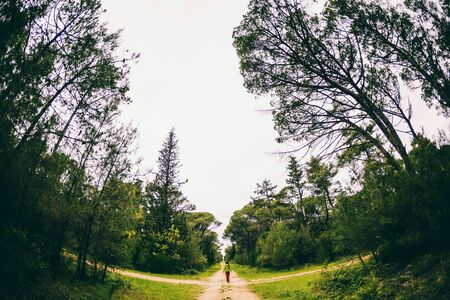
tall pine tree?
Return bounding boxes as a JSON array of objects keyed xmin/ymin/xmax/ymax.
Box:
[
  {"xmin": 136, "ymin": 128, "xmax": 195, "ymax": 272},
  {"xmin": 144, "ymin": 128, "xmax": 194, "ymax": 232}
]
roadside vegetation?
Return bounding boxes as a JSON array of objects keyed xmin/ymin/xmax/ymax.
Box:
[
  {"xmin": 22, "ymin": 269, "xmax": 205, "ymax": 300},
  {"xmin": 227, "ymin": 0, "xmax": 450, "ymax": 298},
  {"xmin": 250, "ymin": 273, "xmax": 320, "ymax": 300},
  {"xmin": 112, "ymin": 277, "xmax": 203, "ymax": 300},
  {"xmin": 15, "ymin": 258, "xmax": 218, "ymax": 300},
  {"xmin": 313, "ymin": 253, "xmax": 450, "ymax": 299},
  {"xmin": 17, "ymin": 270, "xmax": 126, "ymax": 300},
  {"xmin": 233, "ymin": 263, "xmax": 321, "ymax": 281},
  {"xmin": 241, "ymin": 253, "xmax": 450, "ymax": 299},
  {"xmin": 231, "ymin": 256, "xmax": 356, "ymax": 281},
  {"xmin": 0, "ymin": 1, "xmax": 221, "ymax": 298},
  {"xmin": 121, "ymin": 263, "xmax": 221, "ymax": 280},
  {"xmin": 232, "ymin": 258, "xmax": 354, "ymax": 299}
]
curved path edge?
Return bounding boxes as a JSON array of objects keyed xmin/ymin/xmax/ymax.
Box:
[
  {"xmin": 246, "ymin": 256, "xmax": 369, "ymax": 284},
  {"xmin": 112, "ymin": 256, "xmax": 368, "ymax": 287},
  {"xmin": 112, "ymin": 268, "xmax": 209, "ymax": 286}
]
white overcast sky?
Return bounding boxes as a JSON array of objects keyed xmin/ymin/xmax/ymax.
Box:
[
  {"xmin": 101, "ymin": 0, "xmax": 289, "ymax": 247},
  {"xmin": 101, "ymin": 0, "xmax": 449, "ymax": 249}
]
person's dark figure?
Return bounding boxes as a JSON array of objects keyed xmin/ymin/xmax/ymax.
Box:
[{"xmin": 224, "ymin": 260, "xmax": 232, "ymax": 283}]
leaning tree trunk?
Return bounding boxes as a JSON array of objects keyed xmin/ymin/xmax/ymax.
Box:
[{"xmin": 101, "ymin": 262, "xmax": 109, "ymax": 281}]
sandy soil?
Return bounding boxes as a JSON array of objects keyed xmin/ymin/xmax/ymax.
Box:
[{"xmin": 198, "ymin": 269, "xmax": 259, "ymax": 300}]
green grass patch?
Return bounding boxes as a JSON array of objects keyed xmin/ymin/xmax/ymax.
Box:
[
  {"xmin": 49, "ymin": 277, "xmax": 125, "ymax": 300},
  {"xmin": 249, "ymin": 273, "xmax": 321, "ymax": 300},
  {"xmin": 112, "ymin": 276, "xmax": 203, "ymax": 300},
  {"xmin": 232, "ymin": 256, "xmax": 356, "ymax": 281},
  {"xmin": 26, "ymin": 271, "xmax": 126, "ymax": 300},
  {"xmin": 314, "ymin": 253, "xmax": 450, "ymax": 299},
  {"xmin": 121, "ymin": 263, "xmax": 221, "ymax": 280},
  {"xmin": 232, "ymin": 263, "xmax": 319, "ymax": 281}
]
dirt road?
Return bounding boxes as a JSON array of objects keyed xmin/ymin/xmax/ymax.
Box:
[
  {"xmin": 198, "ymin": 269, "xmax": 259, "ymax": 300},
  {"xmin": 114, "ymin": 267, "xmax": 259, "ymax": 299}
]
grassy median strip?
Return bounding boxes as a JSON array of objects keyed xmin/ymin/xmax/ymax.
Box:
[
  {"xmin": 232, "ymin": 263, "xmax": 322, "ymax": 281},
  {"xmin": 232, "ymin": 256, "xmax": 356, "ymax": 281},
  {"xmin": 120, "ymin": 263, "xmax": 221, "ymax": 280},
  {"xmin": 112, "ymin": 276, "xmax": 203, "ymax": 300},
  {"xmin": 249, "ymin": 273, "xmax": 320, "ymax": 300}
]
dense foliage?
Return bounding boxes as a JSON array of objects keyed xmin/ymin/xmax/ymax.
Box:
[
  {"xmin": 0, "ymin": 1, "xmax": 220, "ymax": 298},
  {"xmin": 314, "ymin": 252, "xmax": 450, "ymax": 299},
  {"xmin": 228, "ymin": 0, "xmax": 450, "ymax": 280},
  {"xmin": 0, "ymin": 0, "xmax": 141, "ymax": 297},
  {"xmin": 225, "ymin": 136, "xmax": 450, "ymax": 270},
  {"xmin": 224, "ymin": 156, "xmax": 342, "ymax": 268}
]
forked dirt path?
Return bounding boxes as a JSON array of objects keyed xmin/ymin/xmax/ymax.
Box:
[
  {"xmin": 114, "ymin": 267, "xmax": 259, "ymax": 299},
  {"xmin": 113, "ymin": 257, "xmax": 366, "ymax": 299}
]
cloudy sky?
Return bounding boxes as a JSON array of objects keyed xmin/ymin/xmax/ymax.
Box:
[{"xmin": 101, "ymin": 0, "xmax": 449, "ymax": 249}]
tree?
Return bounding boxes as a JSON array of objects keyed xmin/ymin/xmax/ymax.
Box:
[
  {"xmin": 233, "ymin": 0, "xmax": 417, "ymax": 173},
  {"xmin": 330, "ymin": 136, "xmax": 450, "ymax": 265},
  {"xmin": 224, "ymin": 244, "xmax": 236, "ymax": 262},
  {"xmin": 0, "ymin": 0, "xmax": 137, "ymax": 294},
  {"xmin": 75, "ymin": 124, "xmax": 138, "ymax": 278},
  {"xmin": 137, "ymin": 129, "xmax": 195, "ymax": 272},
  {"xmin": 144, "ymin": 128, "xmax": 194, "ymax": 233},
  {"xmin": 187, "ymin": 212, "xmax": 222, "ymax": 265},
  {"xmin": 224, "ymin": 156, "xmax": 342, "ymax": 266},
  {"xmin": 306, "ymin": 157, "xmax": 337, "ymax": 224},
  {"xmin": 332, "ymin": 0, "xmax": 449, "ymax": 112},
  {"xmin": 285, "ymin": 156, "xmax": 307, "ymax": 225},
  {"xmin": 224, "ymin": 204, "xmax": 261, "ymax": 265},
  {"xmin": 50, "ymin": 97, "xmax": 127, "ymax": 270},
  {"xmin": 0, "ymin": 0, "xmax": 134, "ymax": 154},
  {"xmin": 256, "ymin": 222, "xmax": 298, "ymax": 269},
  {"xmin": 251, "ymin": 179, "xmax": 279, "ymax": 223},
  {"xmin": 90, "ymin": 180, "xmax": 140, "ymax": 280},
  {"xmin": 332, "ymin": 192, "xmax": 381, "ymax": 265}
]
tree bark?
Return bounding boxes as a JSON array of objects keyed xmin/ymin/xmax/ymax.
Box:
[
  {"xmin": 15, "ymin": 61, "xmax": 94, "ymax": 152},
  {"xmin": 50, "ymin": 219, "xmax": 69, "ymax": 270},
  {"xmin": 358, "ymin": 253, "xmax": 367, "ymax": 269},
  {"xmin": 101, "ymin": 262, "xmax": 109, "ymax": 281}
]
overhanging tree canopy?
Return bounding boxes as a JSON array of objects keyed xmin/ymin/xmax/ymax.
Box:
[{"xmin": 233, "ymin": 0, "xmax": 424, "ymax": 173}]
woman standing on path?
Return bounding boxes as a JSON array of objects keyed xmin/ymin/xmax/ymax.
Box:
[{"xmin": 224, "ymin": 261, "xmax": 232, "ymax": 283}]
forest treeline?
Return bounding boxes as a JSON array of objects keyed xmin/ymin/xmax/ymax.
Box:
[
  {"xmin": 0, "ymin": 1, "xmax": 220, "ymax": 298},
  {"xmin": 226, "ymin": 0, "xmax": 450, "ymax": 278}
]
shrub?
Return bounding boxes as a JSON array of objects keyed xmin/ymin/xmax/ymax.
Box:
[{"xmin": 256, "ymin": 222, "xmax": 298, "ymax": 269}]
